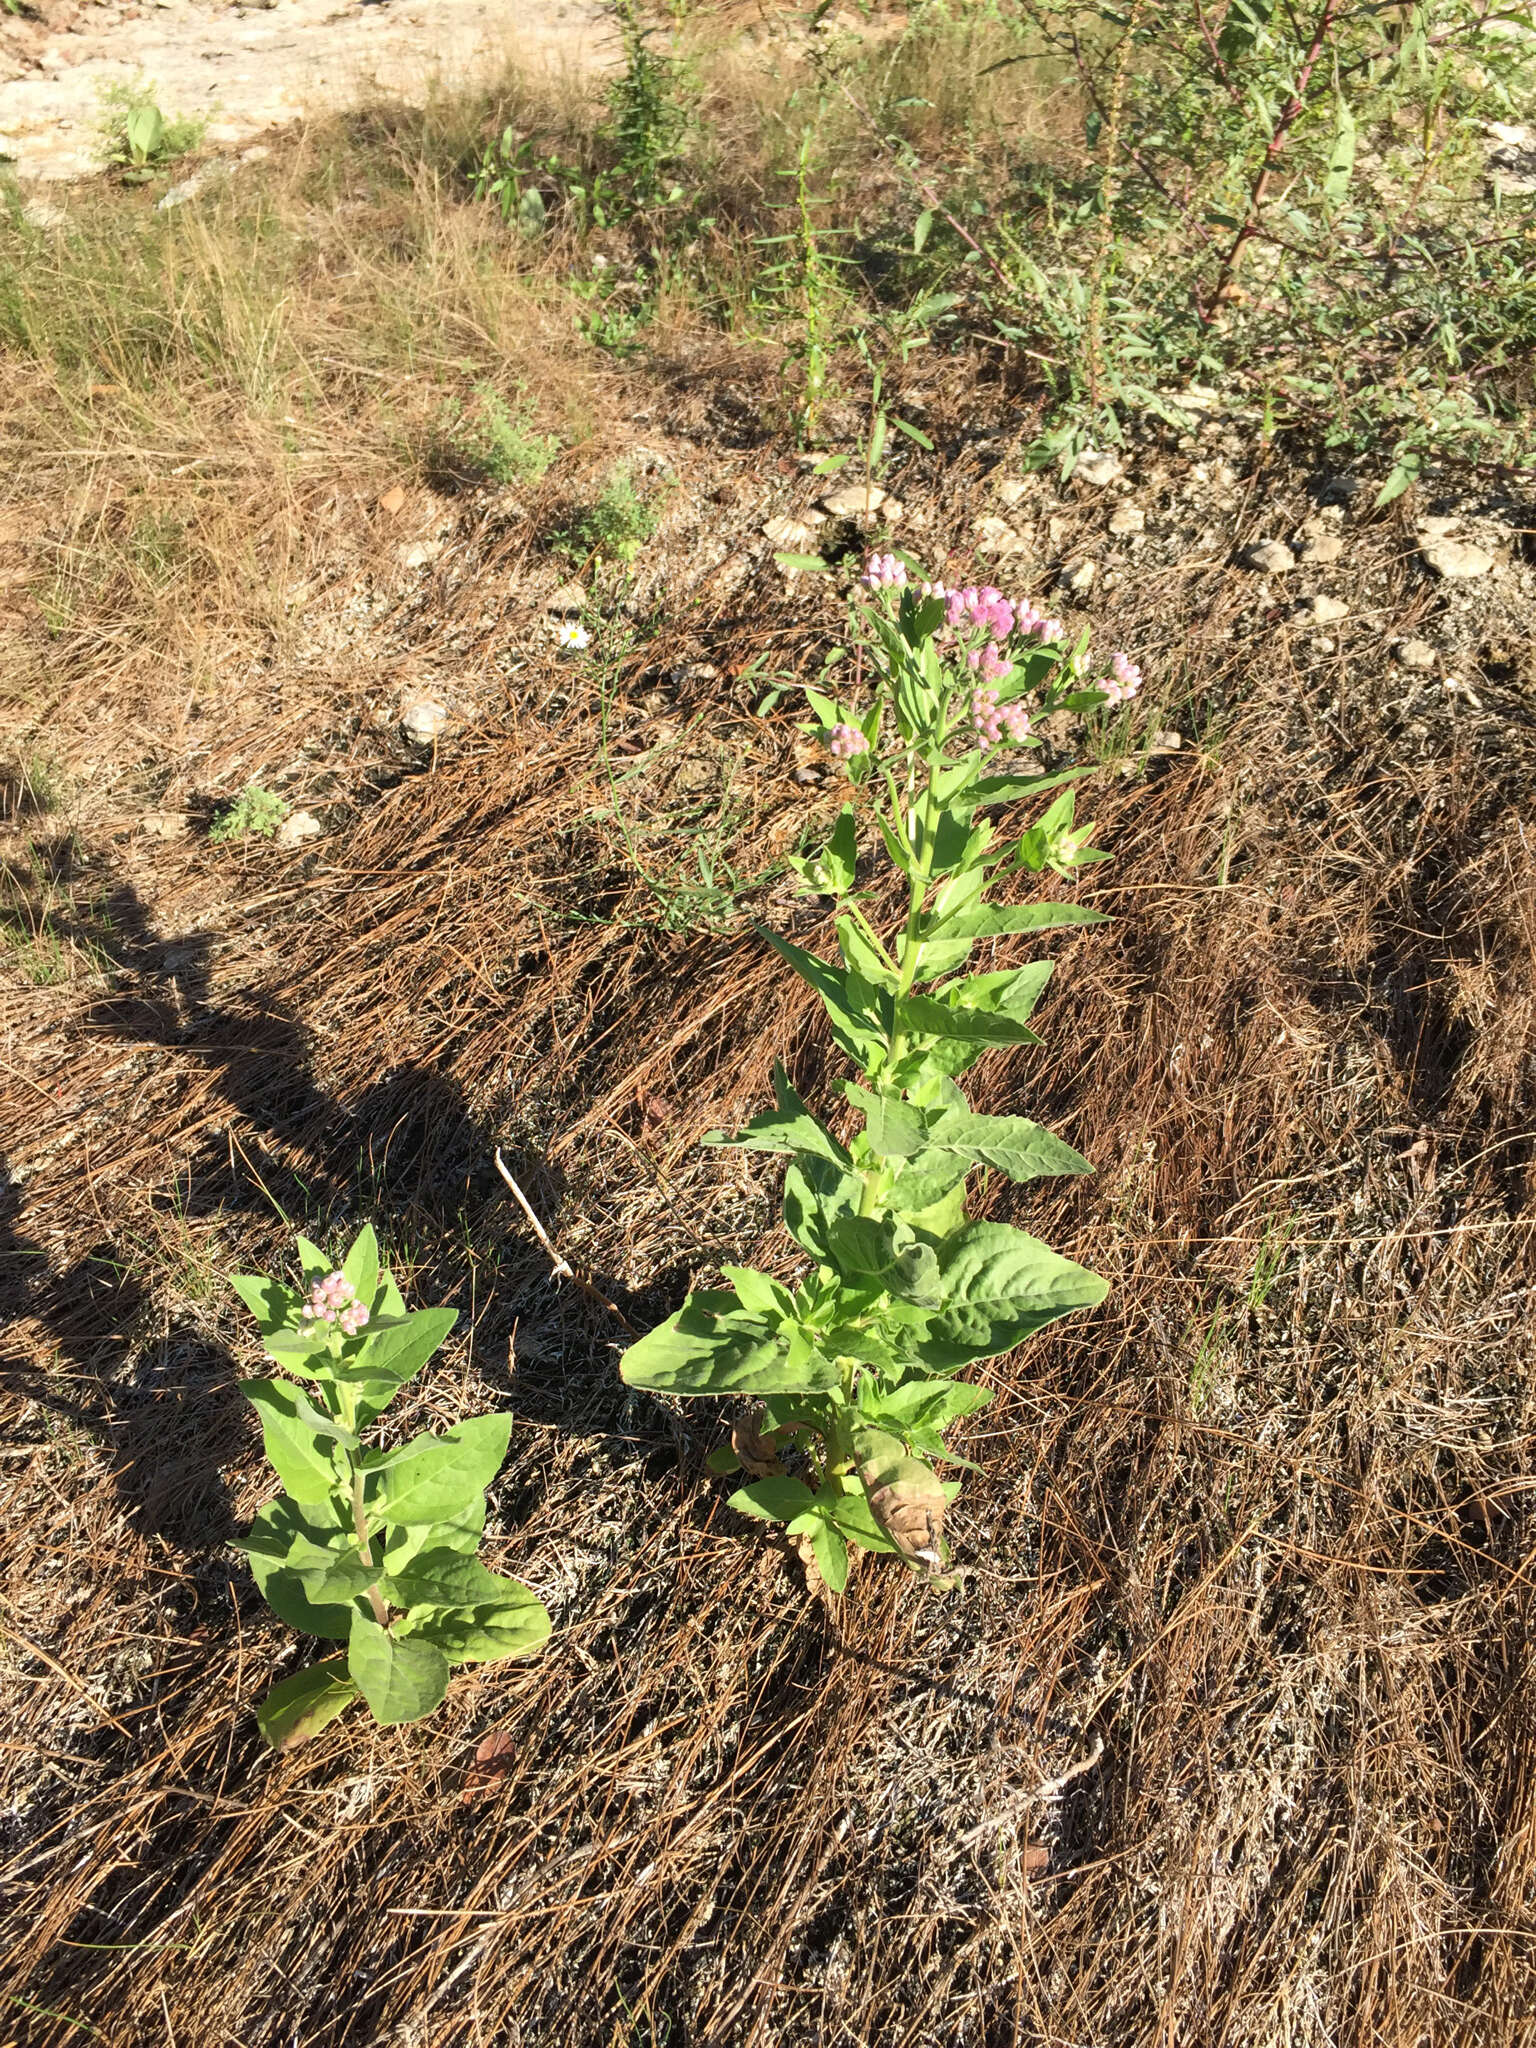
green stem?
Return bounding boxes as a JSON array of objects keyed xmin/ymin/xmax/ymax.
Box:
[{"xmin": 352, "ymin": 1467, "xmax": 389, "ymax": 1629}]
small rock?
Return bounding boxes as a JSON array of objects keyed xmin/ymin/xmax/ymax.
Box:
[
  {"xmin": 819, "ymin": 481, "xmax": 887, "ymax": 520},
  {"xmin": 1395, "ymin": 637, "xmax": 1437, "ymax": 672},
  {"xmin": 975, "ymin": 515, "xmax": 1027, "ymax": 557},
  {"xmin": 1301, "ymin": 594, "xmax": 1349, "ymax": 623},
  {"xmin": 1058, "ymin": 559, "xmax": 1097, "ymax": 594},
  {"xmin": 878, "ymin": 498, "xmax": 905, "ymax": 526},
  {"xmin": 1310, "ymin": 637, "xmax": 1336, "ymax": 655},
  {"xmin": 1422, "ymin": 538, "xmax": 1494, "ymax": 580},
  {"xmin": 378, "ymin": 484, "xmax": 408, "ymax": 517},
  {"xmin": 141, "ymin": 810, "xmax": 187, "ymax": 840},
  {"xmin": 1149, "ymin": 729, "xmax": 1182, "ymax": 754},
  {"xmin": 1108, "ymin": 506, "xmax": 1145, "ymax": 536},
  {"xmin": 762, "ymin": 515, "xmax": 815, "ymax": 551},
  {"xmin": 1244, "ymin": 539, "xmax": 1296, "ymax": 573},
  {"xmin": 547, "ymin": 581, "xmax": 586, "ymax": 614},
  {"xmin": 1297, "ymin": 534, "xmax": 1344, "ymax": 565},
  {"xmin": 400, "ymin": 539, "xmax": 442, "ymax": 570},
  {"xmin": 276, "ymin": 811, "xmax": 323, "ymax": 848},
  {"xmin": 400, "ymin": 698, "xmax": 448, "ymax": 743},
  {"xmin": 1416, "ymin": 514, "xmax": 1459, "ymax": 540},
  {"xmin": 995, "ymin": 477, "xmax": 1031, "ymax": 507},
  {"xmin": 1072, "ymin": 449, "xmax": 1123, "ymax": 488}
]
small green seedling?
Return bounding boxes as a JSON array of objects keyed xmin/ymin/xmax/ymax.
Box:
[
  {"xmin": 208, "ymin": 785, "xmax": 287, "ymax": 845},
  {"xmin": 232, "ymin": 1226, "xmax": 550, "ymax": 1748}
]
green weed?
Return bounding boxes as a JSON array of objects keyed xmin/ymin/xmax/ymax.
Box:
[
  {"xmin": 96, "ymin": 83, "xmax": 206, "ymax": 183},
  {"xmin": 209, "ymin": 785, "xmax": 288, "ymax": 845}
]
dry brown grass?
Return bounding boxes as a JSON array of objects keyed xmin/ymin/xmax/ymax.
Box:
[{"xmin": 4, "ymin": 57, "xmax": 1536, "ymax": 2048}]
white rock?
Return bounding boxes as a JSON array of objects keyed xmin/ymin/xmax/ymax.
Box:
[
  {"xmin": 1395, "ymin": 637, "xmax": 1437, "ymax": 672},
  {"xmin": 995, "ymin": 476, "xmax": 1031, "ymax": 507},
  {"xmin": 1058, "ymin": 558, "xmax": 1097, "ymax": 594},
  {"xmin": 878, "ymin": 498, "xmax": 905, "ymax": 526},
  {"xmin": 400, "ymin": 539, "xmax": 443, "ymax": 570},
  {"xmin": 276, "ymin": 810, "xmax": 323, "ymax": 848},
  {"xmin": 1108, "ymin": 506, "xmax": 1146, "ymax": 536},
  {"xmin": 547, "ymin": 581, "xmax": 586, "ymax": 614},
  {"xmin": 1244, "ymin": 539, "xmax": 1296, "ymax": 573},
  {"xmin": 820, "ymin": 481, "xmax": 887, "ymax": 520},
  {"xmin": 1149, "ymin": 729, "xmax": 1182, "ymax": 754},
  {"xmin": 1297, "ymin": 534, "xmax": 1344, "ymax": 565},
  {"xmin": 1301, "ymin": 594, "xmax": 1349, "ymax": 623},
  {"xmin": 1416, "ymin": 514, "xmax": 1459, "ymax": 540},
  {"xmin": 400, "ymin": 698, "xmax": 449, "ymax": 743},
  {"xmin": 762, "ymin": 515, "xmax": 815, "ymax": 551},
  {"xmin": 141, "ymin": 810, "xmax": 188, "ymax": 840},
  {"xmin": 974, "ymin": 515, "xmax": 1027, "ymax": 556},
  {"xmin": 1072, "ymin": 449, "xmax": 1123, "ymax": 488},
  {"xmin": 1422, "ymin": 538, "xmax": 1494, "ymax": 579}
]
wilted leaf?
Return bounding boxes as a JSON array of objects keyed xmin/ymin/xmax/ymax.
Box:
[{"xmin": 255, "ymin": 1658, "xmax": 358, "ymax": 1752}]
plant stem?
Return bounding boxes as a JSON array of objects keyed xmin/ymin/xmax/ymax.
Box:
[{"xmin": 352, "ymin": 1469, "xmax": 389, "ymax": 1629}]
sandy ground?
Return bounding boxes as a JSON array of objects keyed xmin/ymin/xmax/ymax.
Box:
[{"xmin": 0, "ymin": 0, "xmax": 611, "ymax": 180}]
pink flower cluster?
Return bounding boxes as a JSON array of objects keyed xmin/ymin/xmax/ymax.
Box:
[
  {"xmin": 860, "ymin": 552, "xmax": 907, "ymax": 590},
  {"xmin": 945, "ymin": 584, "xmax": 1016, "ymax": 641},
  {"xmin": 827, "ymin": 722, "xmax": 870, "ymax": 760},
  {"xmin": 1013, "ymin": 599, "xmax": 1067, "ymax": 644},
  {"xmin": 1097, "ymin": 651, "xmax": 1142, "ymax": 706},
  {"xmin": 969, "ymin": 688, "xmax": 1031, "ymax": 748},
  {"xmin": 301, "ymin": 1271, "xmax": 369, "ymax": 1339}
]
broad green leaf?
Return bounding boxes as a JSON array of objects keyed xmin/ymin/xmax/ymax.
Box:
[
  {"xmin": 895, "ymin": 994, "xmax": 1042, "ymax": 1048},
  {"xmin": 944, "ymin": 962, "xmax": 1054, "ymax": 1023},
  {"xmin": 621, "ymin": 1293, "xmax": 841, "ymax": 1397},
  {"xmin": 775, "ymin": 551, "xmax": 830, "ymax": 574},
  {"xmin": 826, "ymin": 1213, "xmax": 943, "ymax": 1306},
  {"xmin": 928, "ymin": 902, "xmax": 1106, "ymax": 943},
  {"xmin": 341, "ymin": 1225, "xmax": 380, "ymax": 1311},
  {"xmin": 925, "ymin": 1109, "xmax": 1093, "ymax": 1184},
  {"xmin": 255, "ymin": 1658, "xmax": 359, "ymax": 1752},
  {"xmin": 295, "ymin": 1235, "xmax": 331, "ymax": 1284},
  {"xmin": 886, "ymin": 1146, "xmax": 974, "ymax": 1215},
  {"xmin": 706, "ymin": 1442, "xmax": 743, "ymax": 1476},
  {"xmin": 381, "ymin": 1501, "xmax": 487, "ymax": 1575},
  {"xmin": 966, "ymin": 765, "xmax": 1097, "ymax": 812},
  {"xmin": 845, "ymin": 1082, "xmax": 926, "ymax": 1158},
  {"xmin": 404, "ymin": 1586, "xmax": 551, "ymax": 1666},
  {"xmin": 837, "ymin": 915, "xmax": 896, "ymax": 988},
  {"xmin": 290, "ymin": 1544, "xmax": 382, "ymax": 1604},
  {"xmin": 238, "ymin": 1495, "xmax": 361, "ymax": 1640},
  {"xmin": 382, "ymin": 1549, "xmax": 508, "ymax": 1610},
  {"xmin": 702, "ymin": 1063, "xmax": 851, "ymax": 1168},
  {"xmin": 347, "ymin": 1613, "xmax": 451, "ymax": 1725},
  {"xmin": 788, "ymin": 1512, "xmax": 849, "ymax": 1592},
  {"xmin": 347, "ymin": 1306, "xmax": 458, "ymax": 1392},
  {"xmin": 782, "ymin": 1153, "xmax": 865, "ymax": 1265},
  {"xmin": 373, "ymin": 1414, "xmax": 511, "ymax": 1526},
  {"xmin": 821, "ymin": 1476, "xmax": 898, "ymax": 1553},
  {"xmin": 243, "ymin": 1379, "xmax": 342, "ymax": 1504},
  {"xmin": 728, "ymin": 1477, "xmax": 817, "ymax": 1524},
  {"xmin": 719, "ymin": 1264, "xmax": 796, "ymax": 1320},
  {"xmin": 230, "ymin": 1274, "xmax": 301, "ymax": 1333},
  {"xmin": 917, "ymin": 1222, "xmax": 1109, "ymax": 1370}
]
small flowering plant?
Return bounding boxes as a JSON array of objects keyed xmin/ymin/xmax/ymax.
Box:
[
  {"xmin": 621, "ymin": 557, "xmax": 1139, "ymax": 1591},
  {"xmin": 231, "ymin": 1226, "xmax": 550, "ymax": 1748}
]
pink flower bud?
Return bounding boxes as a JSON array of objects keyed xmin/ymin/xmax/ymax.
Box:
[{"xmin": 827, "ymin": 723, "xmax": 870, "ymax": 760}]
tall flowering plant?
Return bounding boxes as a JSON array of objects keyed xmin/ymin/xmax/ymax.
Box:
[
  {"xmin": 232, "ymin": 1226, "xmax": 549, "ymax": 1747},
  {"xmin": 621, "ymin": 558, "xmax": 1140, "ymax": 1590}
]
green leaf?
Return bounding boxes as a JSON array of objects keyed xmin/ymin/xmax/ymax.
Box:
[
  {"xmin": 944, "ymin": 961, "xmax": 1054, "ymax": 1024},
  {"xmin": 238, "ymin": 1495, "xmax": 362, "ymax": 1640},
  {"xmin": 913, "ymin": 207, "xmax": 933, "ymax": 253},
  {"xmin": 758, "ymin": 930, "xmax": 886, "ymax": 1064},
  {"xmin": 347, "ymin": 1613, "xmax": 451, "ymax": 1725},
  {"xmin": 255, "ymin": 1658, "xmax": 359, "ymax": 1752},
  {"xmin": 229, "ymin": 1274, "xmax": 301, "ymax": 1333},
  {"xmin": 844, "ymin": 1081, "xmax": 926, "ymax": 1158},
  {"xmin": 702, "ymin": 1063, "xmax": 851, "ymax": 1168},
  {"xmin": 382, "ymin": 1545, "xmax": 515, "ymax": 1611},
  {"xmin": 895, "ymin": 994, "xmax": 1043, "ymax": 1048},
  {"xmin": 917, "ymin": 1222, "xmax": 1109, "ymax": 1370},
  {"xmin": 706, "ymin": 1442, "xmax": 743, "ymax": 1475},
  {"xmin": 775, "ymin": 551, "xmax": 830, "ymax": 573},
  {"xmin": 826, "ymin": 1213, "xmax": 943, "ymax": 1306},
  {"xmin": 403, "ymin": 1585, "xmax": 551, "ymax": 1666},
  {"xmin": 381, "ymin": 1501, "xmax": 487, "ymax": 1576},
  {"xmin": 719, "ymin": 1264, "xmax": 796, "ymax": 1319},
  {"xmin": 837, "ymin": 915, "xmax": 896, "ymax": 987},
  {"xmin": 1323, "ymin": 93, "xmax": 1356, "ymax": 206},
  {"xmin": 792, "ymin": 1514, "xmax": 849, "ymax": 1592},
  {"xmin": 727, "ymin": 1477, "xmax": 817, "ymax": 1524},
  {"xmin": 347, "ymin": 1306, "xmax": 458, "ymax": 1393},
  {"xmin": 967, "ymin": 765, "xmax": 1097, "ymax": 811},
  {"xmin": 924, "ymin": 1109, "xmax": 1093, "ymax": 1184},
  {"xmin": 373, "ymin": 1415, "xmax": 512, "ymax": 1526},
  {"xmin": 621, "ymin": 1293, "xmax": 842, "ymax": 1397},
  {"xmin": 782, "ymin": 1153, "xmax": 864, "ymax": 1264},
  {"xmin": 821, "ymin": 1477, "xmax": 898, "ymax": 1553},
  {"xmin": 341, "ymin": 1225, "xmax": 380, "ymax": 1311},
  {"xmin": 243, "ymin": 1379, "xmax": 342, "ymax": 1504},
  {"xmin": 928, "ymin": 902, "xmax": 1106, "ymax": 942},
  {"xmin": 295, "ymin": 1235, "xmax": 331, "ymax": 1284}
]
